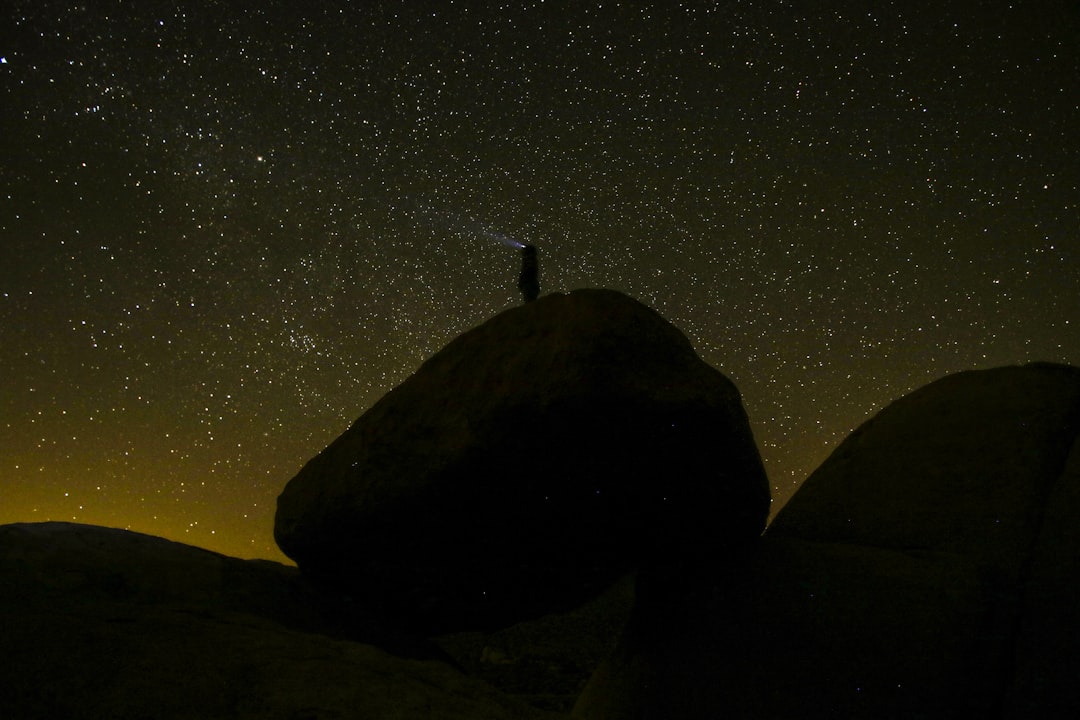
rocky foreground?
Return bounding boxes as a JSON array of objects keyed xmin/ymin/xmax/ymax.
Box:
[
  {"xmin": 3, "ymin": 290, "xmax": 1079, "ymax": 718},
  {"xmin": 0, "ymin": 521, "xmax": 564, "ymax": 719}
]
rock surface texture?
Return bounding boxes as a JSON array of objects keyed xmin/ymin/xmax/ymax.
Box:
[
  {"xmin": 0, "ymin": 522, "xmax": 555, "ymax": 720},
  {"xmin": 574, "ymin": 363, "xmax": 1080, "ymax": 719},
  {"xmin": 275, "ymin": 289, "xmax": 771, "ymax": 632}
]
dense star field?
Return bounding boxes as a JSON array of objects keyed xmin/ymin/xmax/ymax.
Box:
[{"xmin": 3, "ymin": 1, "xmax": 1078, "ymax": 561}]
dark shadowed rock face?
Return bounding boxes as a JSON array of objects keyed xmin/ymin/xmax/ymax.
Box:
[
  {"xmin": 769, "ymin": 362, "xmax": 1080, "ymax": 584},
  {"xmin": 275, "ymin": 289, "xmax": 770, "ymax": 632},
  {"xmin": 574, "ymin": 363, "xmax": 1080, "ymax": 719}
]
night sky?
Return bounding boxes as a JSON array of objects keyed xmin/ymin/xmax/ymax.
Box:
[{"xmin": 3, "ymin": 1, "xmax": 1078, "ymax": 562}]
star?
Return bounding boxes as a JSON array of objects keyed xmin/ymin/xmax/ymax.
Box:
[{"xmin": 1, "ymin": 1, "xmax": 1077, "ymax": 561}]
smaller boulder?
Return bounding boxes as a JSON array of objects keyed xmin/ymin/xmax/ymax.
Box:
[{"xmin": 769, "ymin": 362, "xmax": 1080, "ymax": 586}]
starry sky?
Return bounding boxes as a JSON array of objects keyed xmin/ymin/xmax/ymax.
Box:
[{"xmin": 3, "ymin": 1, "xmax": 1078, "ymax": 562}]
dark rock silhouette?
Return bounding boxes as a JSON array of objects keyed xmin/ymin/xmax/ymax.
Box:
[
  {"xmin": 573, "ymin": 362, "xmax": 1080, "ymax": 719},
  {"xmin": 0, "ymin": 522, "xmax": 555, "ymax": 720},
  {"xmin": 275, "ymin": 288, "xmax": 771, "ymax": 633},
  {"xmin": 434, "ymin": 573, "xmax": 636, "ymax": 713},
  {"xmin": 518, "ymin": 244, "xmax": 540, "ymax": 302}
]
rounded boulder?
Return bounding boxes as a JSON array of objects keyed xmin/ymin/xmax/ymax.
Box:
[{"xmin": 274, "ymin": 289, "xmax": 770, "ymax": 631}]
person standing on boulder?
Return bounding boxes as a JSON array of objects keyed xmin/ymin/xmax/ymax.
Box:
[{"xmin": 518, "ymin": 244, "xmax": 539, "ymax": 303}]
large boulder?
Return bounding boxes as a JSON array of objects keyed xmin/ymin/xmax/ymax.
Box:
[
  {"xmin": 0, "ymin": 522, "xmax": 556, "ymax": 720},
  {"xmin": 275, "ymin": 289, "xmax": 770, "ymax": 632},
  {"xmin": 574, "ymin": 363, "xmax": 1080, "ymax": 718}
]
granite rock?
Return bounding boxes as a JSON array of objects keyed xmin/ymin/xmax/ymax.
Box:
[{"xmin": 275, "ymin": 289, "xmax": 770, "ymax": 631}]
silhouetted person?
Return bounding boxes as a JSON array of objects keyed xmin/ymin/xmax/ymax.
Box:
[{"xmin": 518, "ymin": 244, "xmax": 539, "ymax": 303}]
